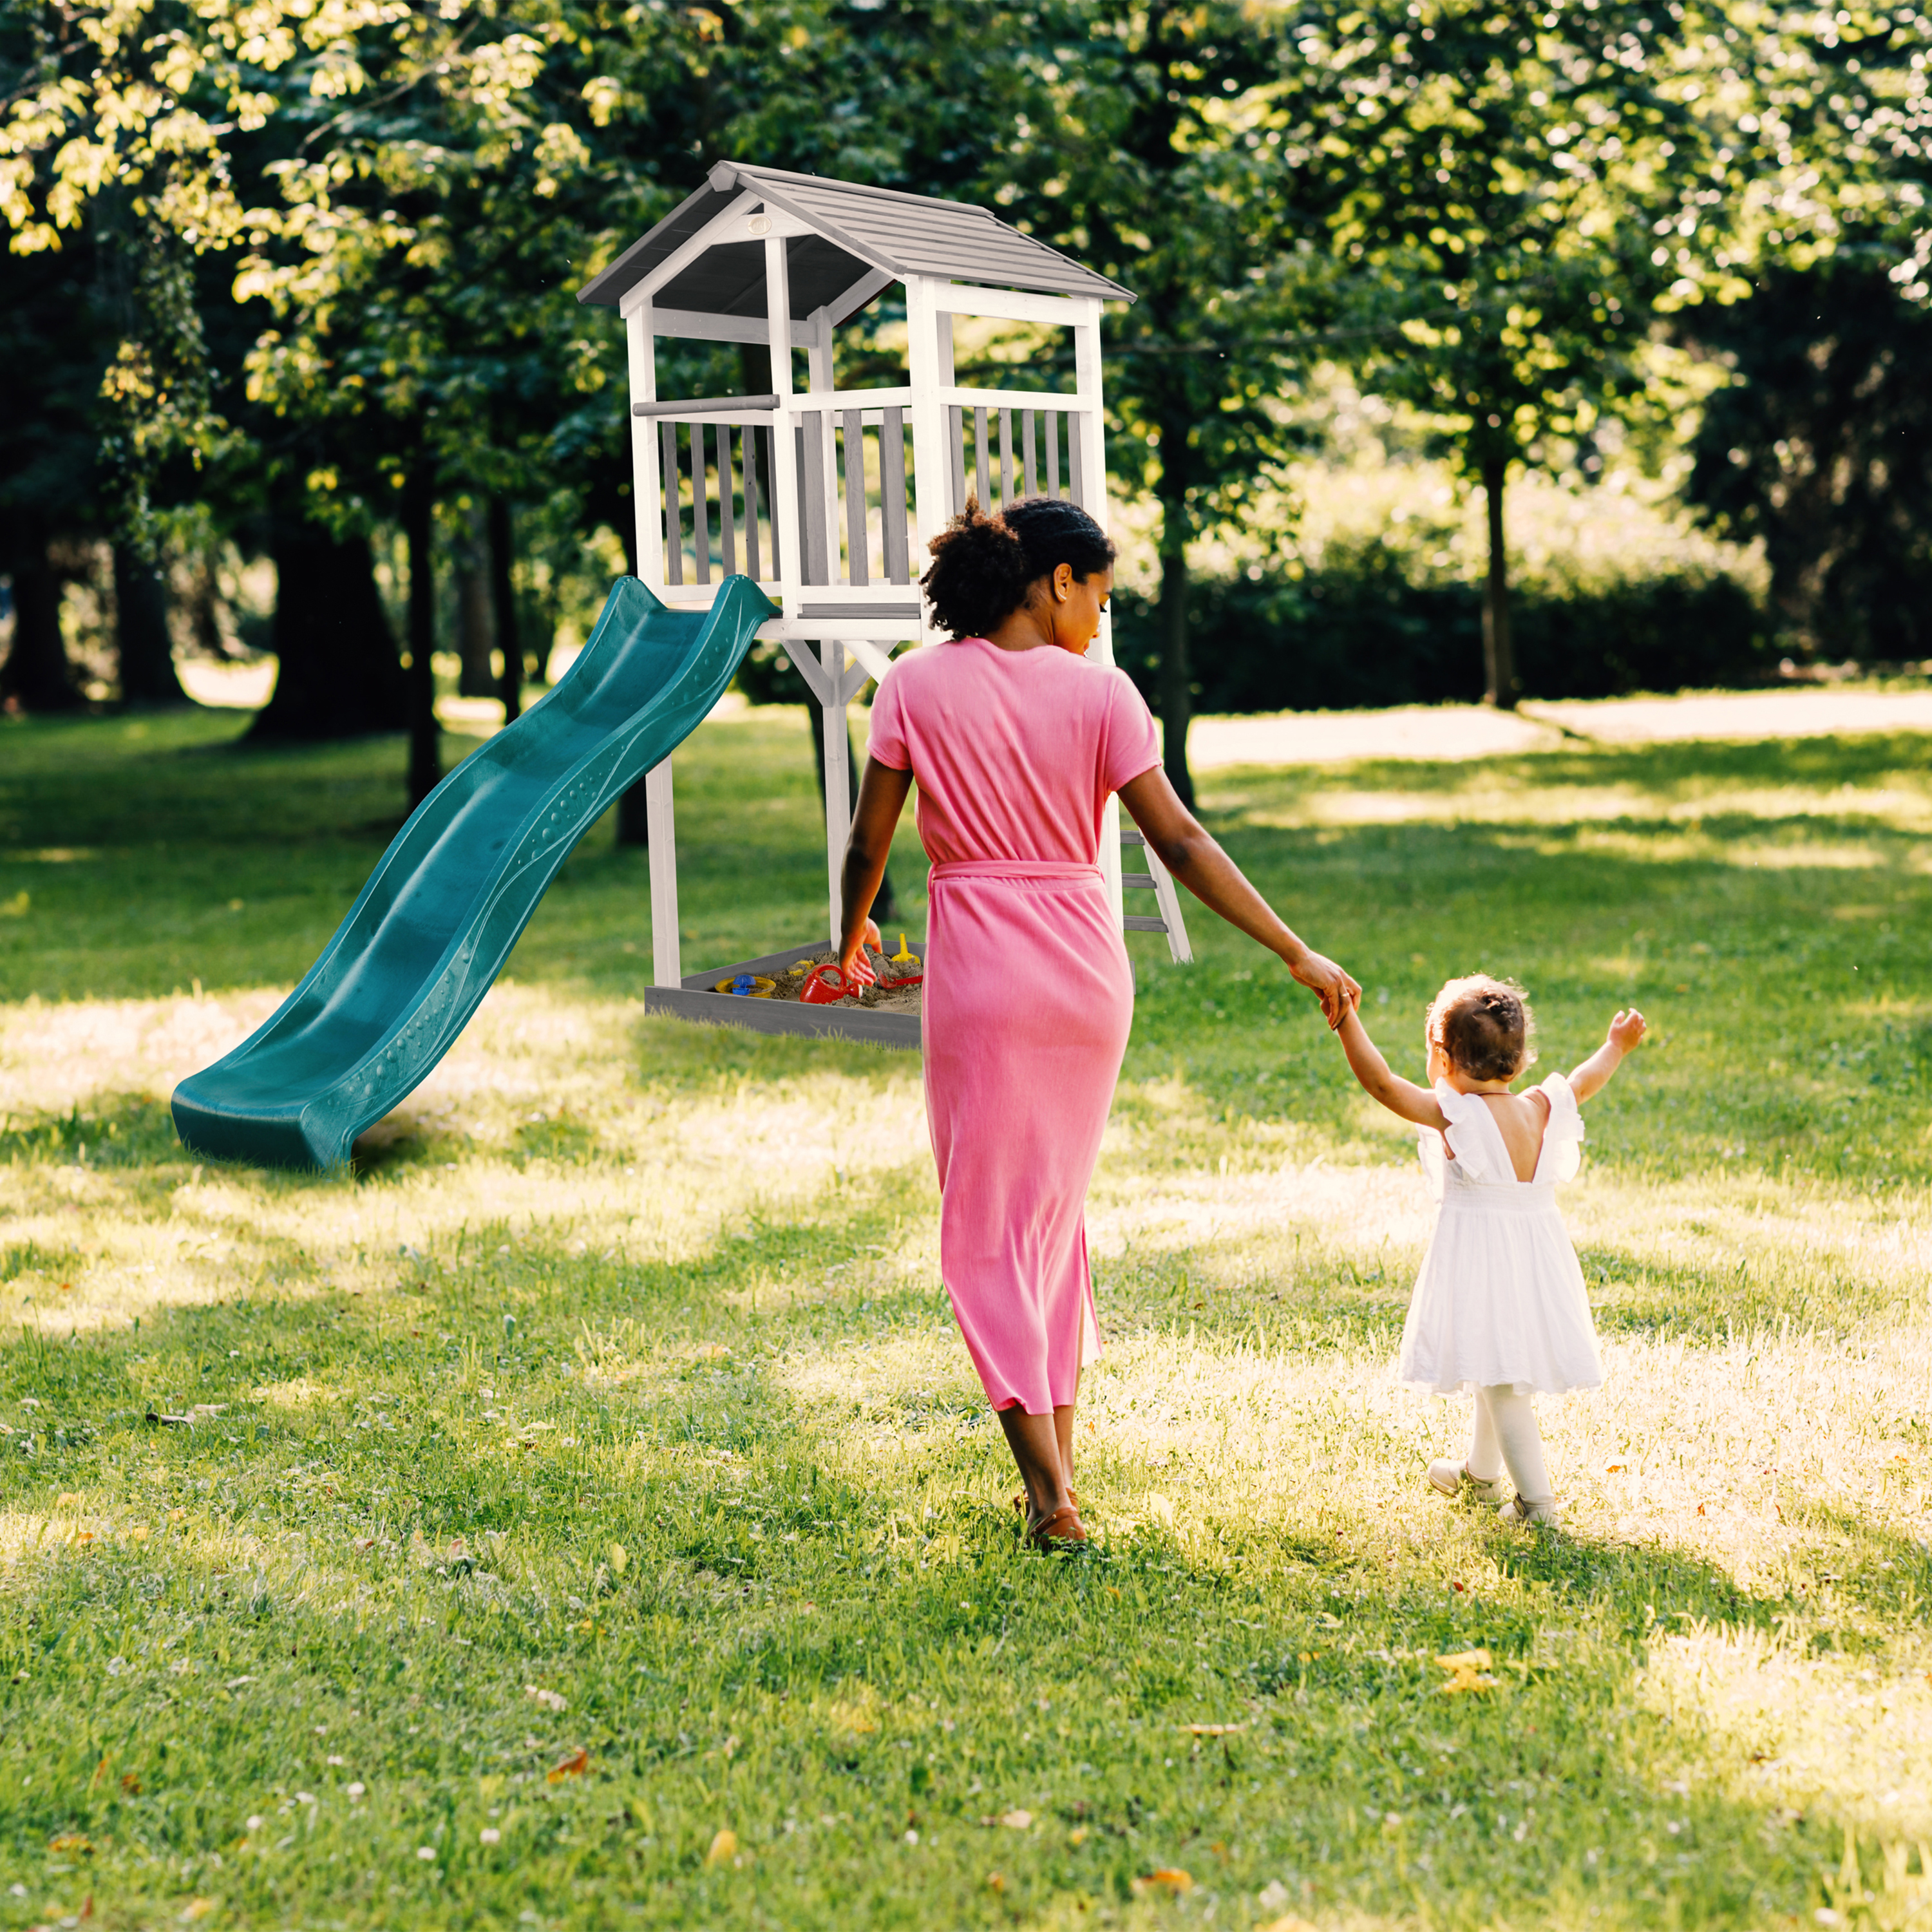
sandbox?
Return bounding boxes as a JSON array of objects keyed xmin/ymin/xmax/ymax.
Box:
[{"xmin": 641, "ymin": 940, "xmax": 925, "ymax": 1046}]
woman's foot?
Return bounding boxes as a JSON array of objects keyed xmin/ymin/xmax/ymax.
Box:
[
  {"xmin": 1025, "ymin": 1503, "xmax": 1088, "ymax": 1550},
  {"xmin": 1428, "ymin": 1459, "xmax": 1510, "ymax": 1506},
  {"xmin": 1012, "ymin": 1486, "xmax": 1079, "ymax": 1516}
]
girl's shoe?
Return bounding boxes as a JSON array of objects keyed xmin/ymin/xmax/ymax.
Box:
[
  {"xmin": 1500, "ymin": 1493, "xmax": 1560, "ymax": 1527},
  {"xmin": 1427, "ymin": 1459, "xmax": 1510, "ymax": 1506}
]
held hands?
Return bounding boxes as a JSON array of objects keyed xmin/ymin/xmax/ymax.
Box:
[
  {"xmin": 838, "ymin": 918, "xmax": 883, "ymax": 988},
  {"xmin": 1607, "ymin": 1007, "xmax": 1648, "ymax": 1054},
  {"xmin": 1287, "ymin": 949, "xmax": 1363, "ymax": 1030}
]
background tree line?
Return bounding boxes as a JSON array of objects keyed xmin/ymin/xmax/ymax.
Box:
[{"xmin": 3, "ymin": 0, "xmax": 1929, "ymax": 807}]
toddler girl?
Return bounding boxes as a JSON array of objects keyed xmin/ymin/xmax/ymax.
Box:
[{"xmin": 1332, "ymin": 974, "xmax": 1646, "ymax": 1524}]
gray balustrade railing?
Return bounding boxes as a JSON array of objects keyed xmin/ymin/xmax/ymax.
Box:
[
  {"xmin": 944, "ymin": 403, "xmax": 1088, "ymax": 518},
  {"xmin": 656, "ymin": 419, "xmax": 779, "ymax": 589},
  {"xmin": 792, "ymin": 405, "xmax": 916, "ymax": 590}
]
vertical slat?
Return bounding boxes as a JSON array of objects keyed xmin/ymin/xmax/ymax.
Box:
[
  {"xmin": 947, "ymin": 405, "xmax": 965, "ymax": 517},
  {"xmin": 719, "ymin": 424, "xmax": 737, "ymax": 579},
  {"xmin": 800, "ymin": 412, "xmax": 829, "ymax": 585},
  {"xmin": 743, "ymin": 424, "xmax": 762, "ymax": 580},
  {"xmin": 1022, "ymin": 409, "xmax": 1037, "ymax": 498},
  {"xmin": 1068, "ymin": 414, "xmax": 1087, "ymax": 509},
  {"xmin": 842, "ymin": 408, "xmax": 867, "ymax": 587},
  {"xmin": 999, "ymin": 408, "xmax": 1014, "ymax": 507},
  {"xmin": 661, "ymin": 421, "xmax": 683, "ymax": 585},
  {"xmin": 690, "ymin": 424, "xmax": 710, "ymax": 583},
  {"xmin": 880, "ymin": 405, "xmax": 909, "ymax": 583},
  {"xmin": 973, "ymin": 405, "xmax": 990, "ymax": 506},
  {"xmin": 1045, "ymin": 411, "xmax": 1061, "ymax": 499}
]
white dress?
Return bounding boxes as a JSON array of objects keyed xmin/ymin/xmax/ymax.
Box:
[{"xmin": 1397, "ymin": 1072, "xmax": 1604, "ymax": 1397}]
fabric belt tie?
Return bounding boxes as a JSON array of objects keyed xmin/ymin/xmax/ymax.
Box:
[{"xmin": 929, "ymin": 860, "xmax": 1103, "ymax": 885}]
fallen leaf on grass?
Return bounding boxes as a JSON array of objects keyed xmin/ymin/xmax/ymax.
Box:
[
  {"xmin": 524, "ymin": 1685, "xmax": 567, "ymax": 1712},
  {"xmin": 998, "ymin": 1810, "xmax": 1032, "ymax": 1830},
  {"xmin": 547, "ymin": 1749, "xmax": 589, "ymax": 1784},
  {"xmin": 705, "ymin": 1828, "xmax": 737, "ymax": 1866},
  {"xmin": 1182, "ymin": 1723, "xmax": 1245, "ymax": 1737},
  {"xmin": 48, "ymin": 1833, "xmax": 93, "ymax": 1853},
  {"xmin": 984, "ymin": 1873, "xmax": 1005, "ymax": 1893},
  {"xmin": 608, "ymin": 1542, "xmax": 629, "ymax": 1577},
  {"xmin": 1069, "ymin": 1827, "xmax": 1090, "ymax": 1846},
  {"xmin": 1435, "ymin": 1648, "xmax": 1498, "ymax": 1694},
  {"xmin": 120, "ymin": 1774, "xmax": 141, "ymax": 1795},
  {"xmin": 178, "ymin": 1901, "xmax": 215, "ymax": 1922},
  {"xmin": 1132, "ymin": 1869, "xmax": 1193, "ymax": 1897}
]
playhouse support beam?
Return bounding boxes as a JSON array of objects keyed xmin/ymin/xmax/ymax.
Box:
[{"xmin": 819, "ymin": 639, "xmax": 851, "ymax": 954}]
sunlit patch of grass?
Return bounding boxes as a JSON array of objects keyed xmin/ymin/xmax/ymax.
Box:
[{"xmin": 5, "ymin": 708, "xmax": 1932, "ymax": 1926}]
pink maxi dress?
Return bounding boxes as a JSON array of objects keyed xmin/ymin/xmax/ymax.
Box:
[{"xmin": 867, "ymin": 636, "xmax": 1160, "ymax": 1416}]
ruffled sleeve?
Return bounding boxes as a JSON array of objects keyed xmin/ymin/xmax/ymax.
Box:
[
  {"xmin": 1536, "ymin": 1070, "xmax": 1586, "ymax": 1182},
  {"xmin": 1432, "ymin": 1079, "xmax": 1512, "ymax": 1183}
]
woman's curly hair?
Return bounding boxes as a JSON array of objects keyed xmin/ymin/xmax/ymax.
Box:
[
  {"xmin": 1426, "ymin": 974, "xmax": 1537, "ymax": 1083},
  {"xmin": 920, "ymin": 496, "xmax": 1116, "ymax": 639}
]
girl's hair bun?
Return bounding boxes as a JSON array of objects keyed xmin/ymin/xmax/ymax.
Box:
[
  {"xmin": 921, "ymin": 496, "xmax": 1116, "ymax": 639},
  {"xmin": 1427, "ymin": 974, "xmax": 1537, "ymax": 1083}
]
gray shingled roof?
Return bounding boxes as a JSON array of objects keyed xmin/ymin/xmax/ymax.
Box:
[{"xmin": 578, "ymin": 160, "xmax": 1133, "ymax": 314}]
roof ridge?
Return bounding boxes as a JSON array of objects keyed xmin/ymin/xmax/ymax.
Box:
[{"xmin": 721, "ymin": 160, "xmax": 992, "ymax": 220}]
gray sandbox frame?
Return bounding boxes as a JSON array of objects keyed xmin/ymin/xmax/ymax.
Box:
[{"xmin": 580, "ymin": 160, "xmax": 1190, "ymax": 1045}]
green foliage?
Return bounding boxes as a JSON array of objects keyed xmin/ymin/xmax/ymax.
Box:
[
  {"xmin": 1112, "ymin": 548, "xmax": 1772, "ymax": 709},
  {"xmin": 1683, "ymin": 258, "xmax": 1932, "ymax": 661}
]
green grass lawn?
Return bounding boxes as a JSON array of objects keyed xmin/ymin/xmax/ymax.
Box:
[{"xmin": 1, "ymin": 701, "xmax": 1930, "ymax": 1931}]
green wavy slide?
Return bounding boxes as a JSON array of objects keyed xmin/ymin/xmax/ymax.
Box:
[{"xmin": 173, "ymin": 575, "xmax": 777, "ymax": 1171}]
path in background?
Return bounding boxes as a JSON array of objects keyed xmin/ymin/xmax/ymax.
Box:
[{"xmin": 1184, "ymin": 685, "xmax": 1932, "ymax": 768}]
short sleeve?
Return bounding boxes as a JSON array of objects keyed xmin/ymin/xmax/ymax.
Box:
[
  {"xmin": 866, "ymin": 668, "xmax": 911, "ymax": 771},
  {"xmin": 1537, "ymin": 1072, "xmax": 1586, "ymax": 1183},
  {"xmin": 1101, "ymin": 668, "xmax": 1160, "ymax": 793}
]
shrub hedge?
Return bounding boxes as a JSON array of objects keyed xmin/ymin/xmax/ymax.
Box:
[{"xmin": 1109, "ymin": 545, "xmax": 1775, "ymax": 712}]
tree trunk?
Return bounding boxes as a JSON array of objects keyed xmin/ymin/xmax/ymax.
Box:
[
  {"xmin": 1155, "ymin": 434, "xmax": 1195, "ymax": 808},
  {"xmin": 113, "ymin": 543, "xmax": 189, "ymax": 706},
  {"xmin": 1, "ymin": 548, "xmax": 84, "ymax": 712},
  {"xmin": 811, "ymin": 699, "xmax": 895, "ymax": 922},
  {"xmin": 250, "ymin": 516, "xmax": 407, "ymax": 740},
  {"xmin": 1481, "ymin": 454, "xmax": 1517, "ymax": 710},
  {"xmin": 455, "ymin": 500, "xmax": 495, "ymax": 698},
  {"xmin": 490, "ymin": 496, "xmax": 522, "ymax": 724},
  {"xmin": 404, "ymin": 482, "xmax": 441, "ymax": 808}
]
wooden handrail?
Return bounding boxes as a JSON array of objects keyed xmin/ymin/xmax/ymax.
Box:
[{"xmin": 632, "ymin": 393, "xmax": 781, "ymax": 417}]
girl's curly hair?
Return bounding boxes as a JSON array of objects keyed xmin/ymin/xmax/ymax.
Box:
[
  {"xmin": 1426, "ymin": 974, "xmax": 1537, "ymax": 1083},
  {"xmin": 920, "ymin": 495, "xmax": 1116, "ymax": 639}
]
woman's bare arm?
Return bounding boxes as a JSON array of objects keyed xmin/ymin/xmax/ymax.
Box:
[
  {"xmin": 1334, "ymin": 1007, "xmax": 1448, "ymax": 1130},
  {"xmin": 1117, "ymin": 765, "xmax": 1361, "ymax": 1027},
  {"xmin": 837, "ymin": 757, "xmax": 915, "ymax": 982}
]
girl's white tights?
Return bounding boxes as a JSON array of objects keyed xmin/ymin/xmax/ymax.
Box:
[{"xmin": 1466, "ymin": 1385, "xmax": 1553, "ymax": 1508}]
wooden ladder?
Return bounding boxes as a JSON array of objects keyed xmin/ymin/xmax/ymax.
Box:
[{"xmin": 1121, "ymin": 828, "xmax": 1193, "ymax": 965}]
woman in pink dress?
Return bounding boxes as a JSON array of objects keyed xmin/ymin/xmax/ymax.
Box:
[{"xmin": 837, "ymin": 499, "xmax": 1358, "ymax": 1548}]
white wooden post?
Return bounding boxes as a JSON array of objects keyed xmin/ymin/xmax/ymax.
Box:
[
  {"xmin": 820, "ymin": 639, "xmax": 850, "ymax": 951},
  {"xmin": 625, "ymin": 301, "xmax": 663, "ymax": 589},
  {"xmin": 646, "ymin": 764, "xmax": 681, "ymax": 987},
  {"xmin": 1068, "ymin": 296, "xmax": 1125, "ymax": 925},
  {"xmin": 904, "ymin": 278, "xmax": 949, "ymax": 645},
  {"xmin": 626, "ymin": 296, "xmax": 684, "ymax": 986},
  {"xmin": 764, "ymin": 234, "xmax": 800, "ymax": 614}
]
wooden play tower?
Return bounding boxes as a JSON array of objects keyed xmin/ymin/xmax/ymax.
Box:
[{"xmin": 578, "ymin": 161, "xmax": 1191, "ymax": 1041}]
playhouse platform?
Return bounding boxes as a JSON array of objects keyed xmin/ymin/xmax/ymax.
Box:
[{"xmin": 642, "ymin": 941, "xmax": 923, "ymax": 1047}]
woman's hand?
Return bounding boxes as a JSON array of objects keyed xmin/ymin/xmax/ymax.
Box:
[
  {"xmin": 840, "ymin": 918, "xmax": 882, "ymax": 987},
  {"xmin": 1285, "ymin": 947, "xmax": 1361, "ymax": 1030}
]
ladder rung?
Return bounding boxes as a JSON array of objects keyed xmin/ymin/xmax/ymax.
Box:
[
  {"xmin": 1121, "ymin": 829, "xmax": 1146, "ymax": 846},
  {"xmin": 1122, "ymin": 872, "xmax": 1157, "ymax": 890},
  {"xmin": 1123, "ymin": 914, "xmax": 1169, "ymax": 932}
]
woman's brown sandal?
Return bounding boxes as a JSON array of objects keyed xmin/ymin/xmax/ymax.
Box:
[
  {"xmin": 1011, "ymin": 1486, "xmax": 1078, "ymax": 1517},
  {"xmin": 1025, "ymin": 1504, "xmax": 1088, "ymax": 1549}
]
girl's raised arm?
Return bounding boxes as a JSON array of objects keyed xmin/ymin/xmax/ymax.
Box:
[
  {"xmin": 1569, "ymin": 1008, "xmax": 1648, "ymax": 1104},
  {"xmin": 1334, "ymin": 1005, "xmax": 1448, "ymax": 1131}
]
